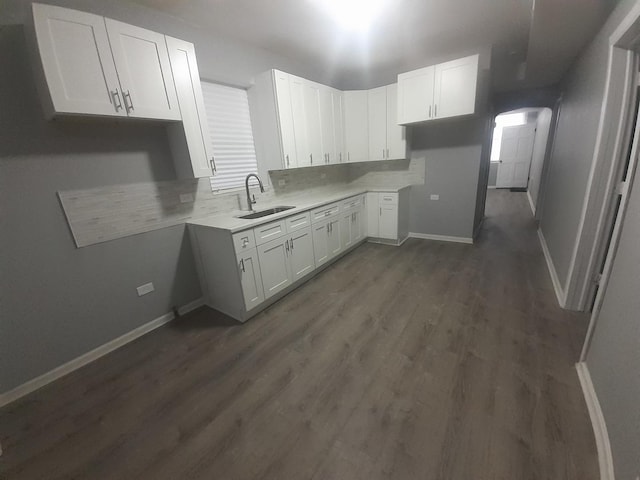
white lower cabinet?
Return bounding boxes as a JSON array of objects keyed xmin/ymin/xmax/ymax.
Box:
[
  {"xmin": 366, "ymin": 188, "xmax": 410, "ymax": 245},
  {"xmin": 288, "ymin": 227, "xmax": 316, "ymax": 281},
  {"xmin": 257, "ymin": 236, "xmax": 292, "ymax": 299},
  {"xmin": 238, "ymin": 249, "xmax": 264, "ymax": 310}
]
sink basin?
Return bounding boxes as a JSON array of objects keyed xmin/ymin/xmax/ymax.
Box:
[{"xmin": 237, "ymin": 206, "xmax": 295, "ymax": 219}]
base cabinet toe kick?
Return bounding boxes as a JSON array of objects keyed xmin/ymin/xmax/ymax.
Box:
[{"xmin": 189, "ymin": 189, "xmax": 410, "ymax": 322}]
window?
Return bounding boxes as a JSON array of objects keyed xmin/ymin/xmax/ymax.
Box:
[
  {"xmin": 490, "ymin": 112, "xmax": 526, "ymax": 161},
  {"xmin": 201, "ymin": 81, "xmax": 259, "ymax": 191}
]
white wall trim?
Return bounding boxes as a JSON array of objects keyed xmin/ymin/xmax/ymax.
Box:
[
  {"xmin": 576, "ymin": 362, "xmax": 615, "ymax": 480},
  {"xmin": 409, "ymin": 232, "xmax": 474, "ymax": 244},
  {"xmin": 527, "ymin": 190, "xmax": 536, "ymax": 216},
  {"xmin": 0, "ymin": 299, "xmax": 202, "ymax": 408},
  {"xmin": 487, "ymin": 185, "xmax": 498, "ymax": 189},
  {"xmin": 537, "ymin": 228, "xmax": 567, "ymax": 307}
]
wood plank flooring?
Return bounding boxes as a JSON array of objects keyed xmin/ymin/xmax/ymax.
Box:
[{"xmin": 0, "ymin": 190, "xmax": 598, "ymax": 479}]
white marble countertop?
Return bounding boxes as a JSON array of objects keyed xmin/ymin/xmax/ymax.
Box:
[{"xmin": 188, "ymin": 184, "xmax": 412, "ymax": 233}]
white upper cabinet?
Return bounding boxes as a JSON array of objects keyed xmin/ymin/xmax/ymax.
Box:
[
  {"xmin": 368, "ymin": 86, "xmax": 387, "ymax": 161},
  {"xmin": 289, "ymin": 75, "xmax": 311, "ymax": 167},
  {"xmin": 344, "ymin": 90, "xmax": 369, "ymax": 163},
  {"xmin": 397, "ymin": 54, "xmax": 479, "ymax": 124},
  {"xmin": 274, "ymin": 71, "xmax": 297, "ymax": 169},
  {"xmin": 332, "ymin": 90, "xmax": 345, "ymax": 164},
  {"xmin": 31, "ymin": 3, "xmax": 125, "ymax": 118},
  {"xmin": 105, "ymin": 19, "xmax": 180, "ymax": 121},
  {"xmin": 319, "ymin": 87, "xmax": 335, "ymax": 165},
  {"xmin": 385, "ymin": 83, "xmax": 407, "ymax": 160},
  {"xmin": 303, "ymin": 81, "xmax": 323, "ymax": 166}
]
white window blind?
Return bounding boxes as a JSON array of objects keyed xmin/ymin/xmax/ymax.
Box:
[{"xmin": 201, "ymin": 81, "xmax": 258, "ymax": 191}]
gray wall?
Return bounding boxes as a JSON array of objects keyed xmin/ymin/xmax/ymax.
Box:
[
  {"xmin": 586, "ymin": 157, "xmax": 640, "ymax": 480},
  {"xmin": 408, "ymin": 117, "xmax": 488, "ymax": 239},
  {"xmin": 488, "ymin": 163, "xmax": 499, "ymax": 187},
  {"xmin": 527, "ymin": 108, "xmax": 552, "ymax": 211},
  {"xmin": 0, "ymin": 0, "xmax": 320, "ymax": 394},
  {"xmin": 538, "ymin": 0, "xmax": 638, "ymax": 288}
]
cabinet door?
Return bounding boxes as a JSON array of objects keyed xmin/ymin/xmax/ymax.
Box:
[
  {"xmin": 289, "ymin": 227, "xmax": 315, "ymax": 281},
  {"xmin": 379, "ymin": 204, "xmax": 399, "ymax": 240},
  {"xmin": 352, "ymin": 209, "xmax": 363, "ymax": 242},
  {"xmin": 165, "ymin": 37, "xmax": 213, "ymax": 178},
  {"xmin": 332, "ymin": 90, "xmax": 345, "ymax": 163},
  {"xmin": 368, "ymin": 86, "xmax": 387, "ymax": 161},
  {"xmin": 433, "ymin": 54, "xmax": 478, "ymax": 119},
  {"xmin": 105, "ymin": 19, "xmax": 180, "ymax": 120},
  {"xmin": 327, "ymin": 218, "xmax": 342, "ymax": 259},
  {"xmin": 257, "ymin": 236, "xmax": 292, "ymax": 299},
  {"xmin": 274, "ymin": 71, "xmax": 297, "ymax": 168},
  {"xmin": 32, "ymin": 4, "xmax": 125, "ymax": 117},
  {"xmin": 319, "ymin": 87, "xmax": 335, "ymax": 165},
  {"xmin": 397, "ymin": 66, "xmax": 435, "ymax": 124},
  {"xmin": 289, "ymin": 75, "xmax": 310, "ymax": 167},
  {"xmin": 238, "ymin": 250, "xmax": 264, "ymax": 310},
  {"xmin": 386, "ymin": 83, "xmax": 407, "ymax": 160},
  {"xmin": 366, "ymin": 192, "xmax": 380, "ymax": 236},
  {"xmin": 304, "ymin": 81, "xmax": 323, "ymax": 166},
  {"xmin": 344, "ymin": 90, "xmax": 369, "ymax": 163},
  {"xmin": 340, "ymin": 212, "xmax": 353, "ymax": 250},
  {"xmin": 312, "ymin": 221, "xmax": 330, "ymax": 267}
]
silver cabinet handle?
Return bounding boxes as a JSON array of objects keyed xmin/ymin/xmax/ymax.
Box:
[
  {"xmin": 123, "ymin": 90, "xmax": 134, "ymax": 113},
  {"xmin": 240, "ymin": 258, "xmax": 245, "ymax": 272},
  {"xmin": 310, "ymin": 153, "xmax": 313, "ymax": 164},
  {"xmin": 286, "ymin": 154, "xmax": 290, "ymax": 167},
  {"xmin": 379, "ymin": 207, "xmax": 382, "ymax": 216},
  {"xmin": 285, "ymin": 239, "xmax": 290, "ymax": 254},
  {"xmin": 382, "ymin": 148, "xmax": 385, "ymax": 159},
  {"xmin": 429, "ymin": 105, "xmax": 432, "ymax": 118},
  {"xmin": 290, "ymin": 237, "xmax": 294, "ymax": 250},
  {"xmin": 386, "ymin": 148, "xmax": 389, "ymax": 159},
  {"xmin": 339, "ymin": 153, "xmax": 342, "ymax": 162},
  {"xmin": 210, "ymin": 156, "xmax": 217, "ymax": 173},
  {"xmin": 348, "ymin": 152, "xmax": 350, "ymax": 162},
  {"xmin": 434, "ymin": 104, "xmax": 438, "ymax": 117},
  {"xmin": 110, "ymin": 90, "xmax": 122, "ymax": 111}
]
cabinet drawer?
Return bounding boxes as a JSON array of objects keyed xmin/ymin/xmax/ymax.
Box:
[
  {"xmin": 379, "ymin": 193, "xmax": 398, "ymax": 205},
  {"xmin": 232, "ymin": 230, "xmax": 256, "ymax": 253},
  {"xmin": 341, "ymin": 195, "xmax": 363, "ymax": 211},
  {"xmin": 253, "ymin": 219, "xmax": 287, "ymax": 245},
  {"xmin": 311, "ymin": 203, "xmax": 340, "ymax": 224},
  {"xmin": 286, "ymin": 211, "xmax": 311, "ymax": 233}
]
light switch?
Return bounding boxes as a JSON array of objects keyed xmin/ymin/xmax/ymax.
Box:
[
  {"xmin": 430, "ymin": 194, "xmax": 440, "ymax": 201},
  {"xmin": 136, "ymin": 282, "xmax": 155, "ymax": 296}
]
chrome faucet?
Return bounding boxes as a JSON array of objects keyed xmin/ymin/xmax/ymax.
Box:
[{"xmin": 245, "ymin": 173, "xmax": 265, "ymax": 211}]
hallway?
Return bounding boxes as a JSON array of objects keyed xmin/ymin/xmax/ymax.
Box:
[{"xmin": 0, "ymin": 190, "xmax": 598, "ymax": 479}]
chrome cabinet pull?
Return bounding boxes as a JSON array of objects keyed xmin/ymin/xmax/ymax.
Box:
[
  {"xmin": 123, "ymin": 90, "xmax": 134, "ymax": 113},
  {"xmin": 210, "ymin": 156, "xmax": 217, "ymax": 173},
  {"xmin": 339, "ymin": 153, "xmax": 342, "ymax": 162},
  {"xmin": 285, "ymin": 239, "xmax": 290, "ymax": 254},
  {"xmin": 386, "ymin": 148, "xmax": 389, "ymax": 158},
  {"xmin": 429, "ymin": 105, "xmax": 432, "ymax": 118},
  {"xmin": 348, "ymin": 152, "xmax": 350, "ymax": 162},
  {"xmin": 310, "ymin": 153, "xmax": 313, "ymax": 164},
  {"xmin": 111, "ymin": 90, "xmax": 122, "ymax": 111},
  {"xmin": 382, "ymin": 148, "xmax": 385, "ymax": 159},
  {"xmin": 240, "ymin": 258, "xmax": 245, "ymax": 272},
  {"xmin": 379, "ymin": 207, "xmax": 382, "ymax": 216},
  {"xmin": 434, "ymin": 104, "xmax": 438, "ymax": 117},
  {"xmin": 290, "ymin": 237, "xmax": 294, "ymax": 250},
  {"xmin": 286, "ymin": 154, "xmax": 290, "ymax": 167}
]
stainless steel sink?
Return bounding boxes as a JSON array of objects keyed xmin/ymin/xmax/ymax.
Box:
[{"xmin": 237, "ymin": 206, "xmax": 295, "ymax": 219}]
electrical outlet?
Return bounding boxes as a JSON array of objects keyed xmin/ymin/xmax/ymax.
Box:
[
  {"xmin": 430, "ymin": 194, "xmax": 440, "ymax": 201},
  {"xmin": 136, "ymin": 282, "xmax": 154, "ymax": 297},
  {"xmin": 278, "ymin": 179, "xmax": 286, "ymax": 186},
  {"xmin": 179, "ymin": 193, "xmax": 194, "ymax": 203}
]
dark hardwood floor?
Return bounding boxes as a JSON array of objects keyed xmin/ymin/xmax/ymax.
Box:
[{"xmin": 0, "ymin": 190, "xmax": 598, "ymax": 479}]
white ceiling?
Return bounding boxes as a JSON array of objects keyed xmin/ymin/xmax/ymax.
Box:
[{"xmin": 131, "ymin": 0, "xmax": 616, "ymax": 92}]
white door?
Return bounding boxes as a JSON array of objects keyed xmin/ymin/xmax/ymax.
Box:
[
  {"xmin": 289, "ymin": 76, "xmax": 310, "ymax": 167},
  {"xmin": 319, "ymin": 87, "xmax": 335, "ymax": 164},
  {"xmin": 304, "ymin": 81, "xmax": 323, "ymax": 166},
  {"xmin": 386, "ymin": 83, "xmax": 407, "ymax": 160},
  {"xmin": 312, "ymin": 222, "xmax": 330, "ymax": 266},
  {"xmin": 237, "ymin": 250, "xmax": 264, "ymax": 310},
  {"xmin": 165, "ymin": 37, "xmax": 213, "ymax": 178},
  {"xmin": 344, "ymin": 90, "xmax": 369, "ymax": 163},
  {"xmin": 288, "ymin": 227, "xmax": 315, "ymax": 281},
  {"xmin": 340, "ymin": 212, "xmax": 353, "ymax": 250},
  {"xmin": 397, "ymin": 65, "xmax": 435, "ymax": 124},
  {"xmin": 433, "ymin": 54, "xmax": 478, "ymax": 119},
  {"xmin": 368, "ymin": 86, "xmax": 387, "ymax": 161},
  {"xmin": 352, "ymin": 209, "xmax": 363, "ymax": 242},
  {"xmin": 32, "ymin": 4, "xmax": 125, "ymax": 117},
  {"xmin": 274, "ymin": 71, "xmax": 297, "ymax": 168},
  {"xmin": 366, "ymin": 192, "xmax": 380, "ymax": 236},
  {"xmin": 105, "ymin": 19, "xmax": 180, "ymax": 120},
  {"xmin": 379, "ymin": 204, "xmax": 399, "ymax": 240},
  {"xmin": 257, "ymin": 237, "xmax": 292, "ymax": 299},
  {"xmin": 332, "ymin": 90, "xmax": 345, "ymax": 163},
  {"xmin": 496, "ymin": 123, "xmax": 536, "ymax": 188},
  {"xmin": 327, "ymin": 218, "xmax": 342, "ymax": 259}
]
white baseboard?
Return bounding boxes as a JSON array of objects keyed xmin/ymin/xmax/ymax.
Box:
[
  {"xmin": 537, "ymin": 228, "xmax": 566, "ymax": 307},
  {"xmin": 576, "ymin": 362, "xmax": 615, "ymax": 480},
  {"xmin": 409, "ymin": 232, "xmax": 474, "ymax": 244},
  {"xmin": 487, "ymin": 185, "xmax": 497, "ymax": 189},
  {"xmin": 0, "ymin": 298, "xmax": 203, "ymax": 408},
  {"xmin": 527, "ymin": 190, "xmax": 537, "ymax": 216}
]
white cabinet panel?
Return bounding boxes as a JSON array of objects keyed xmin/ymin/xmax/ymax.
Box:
[
  {"xmin": 352, "ymin": 209, "xmax": 363, "ymax": 243},
  {"xmin": 288, "ymin": 227, "xmax": 315, "ymax": 281},
  {"xmin": 274, "ymin": 71, "xmax": 297, "ymax": 168},
  {"xmin": 258, "ymin": 237, "xmax": 292, "ymax": 299},
  {"xmin": 433, "ymin": 54, "xmax": 478, "ymax": 119},
  {"xmin": 332, "ymin": 90, "xmax": 345, "ymax": 163},
  {"xmin": 397, "ymin": 65, "xmax": 435, "ymax": 124},
  {"xmin": 341, "ymin": 212, "xmax": 353, "ymax": 250},
  {"xmin": 327, "ymin": 218, "xmax": 342, "ymax": 259},
  {"xmin": 385, "ymin": 83, "xmax": 406, "ymax": 160},
  {"xmin": 166, "ymin": 36, "xmax": 213, "ymax": 178},
  {"xmin": 319, "ymin": 87, "xmax": 335, "ymax": 165},
  {"xmin": 304, "ymin": 81, "xmax": 323, "ymax": 166},
  {"xmin": 238, "ymin": 249, "xmax": 264, "ymax": 310},
  {"xmin": 312, "ymin": 221, "xmax": 330, "ymax": 267},
  {"xmin": 32, "ymin": 3, "xmax": 125, "ymax": 118},
  {"xmin": 344, "ymin": 90, "xmax": 369, "ymax": 163},
  {"xmin": 366, "ymin": 192, "xmax": 380, "ymax": 236},
  {"xmin": 379, "ymin": 204, "xmax": 399, "ymax": 240},
  {"xmin": 368, "ymin": 86, "xmax": 387, "ymax": 161},
  {"xmin": 289, "ymin": 76, "xmax": 310, "ymax": 167},
  {"xmin": 105, "ymin": 19, "xmax": 180, "ymax": 120}
]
